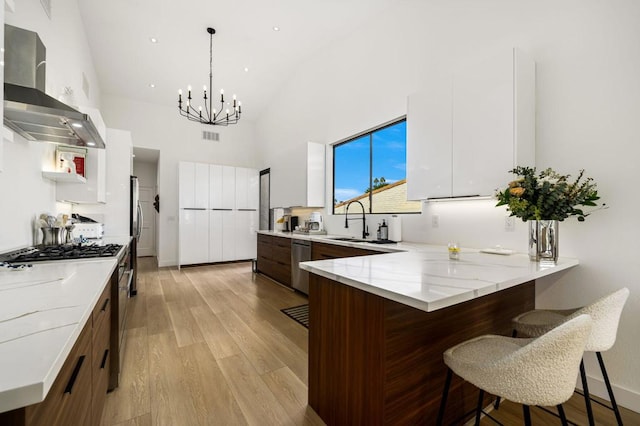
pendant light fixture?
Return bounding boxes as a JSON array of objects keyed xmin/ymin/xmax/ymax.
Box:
[{"xmin": 178, "ymin": 27, "xmax": 241, "ymax": 126}]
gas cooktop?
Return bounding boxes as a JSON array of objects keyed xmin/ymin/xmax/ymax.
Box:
[{"xmin": 0, "ymin": 244, "xmax": 123, "ymax": 264}]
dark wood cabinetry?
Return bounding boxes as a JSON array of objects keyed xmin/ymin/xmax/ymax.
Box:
[
  {"xmin": 0, "ymin": 278, "xmax": 114, "ymax": 426},
  {"xmin": 308, "ymin": 275, "xmax": 535, "ymax": 425},
  {"xmin": 257, "ymin": 234, "xmax": 382, "ymax": 287},
  {"xmin": 257, "ymin": 234, "xmax": 292, "ymax": 286},
  {"xmin": 311, "ymin": 241, "xmax": 378, "ymax": 260},
  {"xmin": 0, "ymin": 321, "xmax": 93, "ymax": 426},
  {"xmin": 91, "ymin": 283, "xmax": 111, "ymax": 423}
]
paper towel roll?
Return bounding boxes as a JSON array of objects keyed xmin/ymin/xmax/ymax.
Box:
[{"xmin": 389, "ymin": 215, "xmax": 402, "ymax": 242}]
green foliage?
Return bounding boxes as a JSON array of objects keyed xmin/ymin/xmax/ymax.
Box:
[
  {"xmin": 364, "ymin": 177, "xmax": 389, "ymax": 193},
  {"xmin": 495, "ymin": 167, "xmax": 604, "ymax": 221}
]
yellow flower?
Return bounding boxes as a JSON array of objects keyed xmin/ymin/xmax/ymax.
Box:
[{"xmin": 509, "ymin": 187, "xmax": 525, "ymax": 197}]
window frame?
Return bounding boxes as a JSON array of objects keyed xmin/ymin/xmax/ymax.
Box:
[{"xmin": 332, "ymin": 117, "xmax": 420, "ymax": 215}]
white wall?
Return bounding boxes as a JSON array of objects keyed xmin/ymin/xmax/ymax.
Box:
[
  {"xmin": 100, "ymin": 96, "xmax": 258, "ymax": 266},
  {"xmin": 5, "ymin": 0, "xmax": 102, "ymax": 109},
  {"xmin": 1, "ymin": 0, "xmax": 103, "ymax": 251},
  {"xmin": 255, "ymin": 0, "xmax": 640, "ymax": 410}
]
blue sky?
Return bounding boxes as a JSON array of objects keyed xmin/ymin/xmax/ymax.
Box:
[{"xmin": 334, "ymin": 121, "xmax": 407, "ymax": 203}]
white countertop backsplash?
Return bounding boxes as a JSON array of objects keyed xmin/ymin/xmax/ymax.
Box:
[{"xmin": 0, "ymin": 259, "xmax": 118, "ymax": 413}]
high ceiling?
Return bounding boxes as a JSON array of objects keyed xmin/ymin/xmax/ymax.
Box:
[{"xmin": 78, "ymin": 0, "xmax": 395, "ymax": 122}]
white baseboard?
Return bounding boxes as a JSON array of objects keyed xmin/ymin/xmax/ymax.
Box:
[
  {"xmin": 157, "ymin": 258, "xmax": 177, "ymax": 268},
  {"xmin": 577, "ymin": 374, "xmax": 640, "ymax": 414}
]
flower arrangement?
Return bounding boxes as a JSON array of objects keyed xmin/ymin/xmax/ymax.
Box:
[{"xmin": 495, "ymin": 166, "xmax": 603, "ymax": 221}]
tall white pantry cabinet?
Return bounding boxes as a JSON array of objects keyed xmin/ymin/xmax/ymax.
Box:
[{"xmin": 179, "ymin": 162, "xmax": 259, "ymax": 267}]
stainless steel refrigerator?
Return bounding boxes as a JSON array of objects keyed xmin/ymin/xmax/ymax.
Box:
[{"xmin": 130, "ymin": 176, "xmax": 142, "ymax": 295}]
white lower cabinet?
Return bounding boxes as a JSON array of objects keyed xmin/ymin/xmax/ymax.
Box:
[
  {"xmin": 234, "ymin": 210, "xmax": 258, "ymax": 260},
  {"xmin": 179, "ymin": 209, "xmax": 209, "ymax": 265},
  {"xmin": 209, "ymin": 210, "xmax": 235, "ymax": 262}
]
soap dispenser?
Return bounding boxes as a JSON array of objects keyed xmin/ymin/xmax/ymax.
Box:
[{"xmin": 380, "ymin": 219, "xmax": 388, "ymax": 240}]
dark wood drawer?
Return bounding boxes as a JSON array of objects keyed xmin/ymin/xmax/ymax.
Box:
[
  {"xmin": 257, "ymin": 255, "xmax": 292, "ymax": 287},
  {"xmin": 311, "ymin": 242, "xmax": 378, "ymax": 260},
  {"xmin": 257, "ymin": 234, "xmax": 293, "ymax": 287},
  {"xmin": 92, "ymin": 291, "xmax": 111, "ymax": 425},
  {"xmin": 21, "ymin": 321, "xmax": 93, "ymax": 426},
  {"xmin": 92, "ymin": 283, "xmax": 111, "ymax": 330}
]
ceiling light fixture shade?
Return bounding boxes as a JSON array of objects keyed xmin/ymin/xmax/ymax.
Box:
[{"xmin": 178, "ymin": 27, "xmax": 241, "ymax": 126}]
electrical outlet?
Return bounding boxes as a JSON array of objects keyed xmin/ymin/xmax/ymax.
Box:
[
  {"xmin": 432, "ymin": 215, "xmax": 439, "ymax": 228},
  {"xmin": 505, "ymin": 216, "xmax": 515, "ymax": 232}
]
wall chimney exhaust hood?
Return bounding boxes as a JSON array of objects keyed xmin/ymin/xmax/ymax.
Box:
[{"xmin": 3, "ymin": 24, "xmax": 105, "ymax": 149}]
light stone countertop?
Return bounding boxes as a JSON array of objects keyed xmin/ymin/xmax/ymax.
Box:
[
  {"xmin": 0, "ymin": 259, "xmax": 118, "ymax": 413},
  {"xmin": 257, "ymin": 230, "xmax": 579, "ymax": 312}
]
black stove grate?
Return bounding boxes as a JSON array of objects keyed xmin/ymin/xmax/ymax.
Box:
[{"xmin": 1, "ymin": 244, "xmax": 123, "ymax": 263}]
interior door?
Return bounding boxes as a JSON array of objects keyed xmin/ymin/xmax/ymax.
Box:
[
  {"xmin": 259, "ymin": 168, "xmax": 270, "ymax": 230},
  {"xmin": 138, "ymin": 186, "xmax": 155, "ymax": 256}
]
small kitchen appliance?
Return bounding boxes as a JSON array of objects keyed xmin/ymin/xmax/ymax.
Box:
[
  {"xmin": 308, "ymin": 211, "xmax": 324, "ymax": 232},
  {"xmin": 71, "ymin": 222, "xmax": 104, "ymax": 240}
]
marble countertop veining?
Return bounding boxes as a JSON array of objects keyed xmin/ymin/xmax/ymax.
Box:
[
  {"xmin": 299, "ymin": 247, "xmax": 578, "ymax": 312},
  {"xmin": 0, "ymin": 259, "xmax": 118, "ymax": 413},
  {"xmin": 257, "ymin": 230, "xmax": 579, "ymax": 312}
]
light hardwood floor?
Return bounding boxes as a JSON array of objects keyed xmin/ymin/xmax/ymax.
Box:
[{"xmin": 101, "ymin": 258, "xmax": 639, "ymax": 426}]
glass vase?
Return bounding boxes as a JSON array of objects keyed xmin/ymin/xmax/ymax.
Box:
[{"xmin": 528, "ymin": 220, "xmax": 559, "ymax": 265}]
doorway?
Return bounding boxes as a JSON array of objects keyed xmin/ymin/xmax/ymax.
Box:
[
  {"xmin": 133, "ymin": 147, "xmax": 160, "ymax": 257},
  {"xmin": 259, "ymin": 168, "xmax": 270, "ymax": 230}
]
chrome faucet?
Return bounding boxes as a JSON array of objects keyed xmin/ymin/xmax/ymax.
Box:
[{"xmin": 344, "ymin": 200, "xmax": 369, "ymax": 239}]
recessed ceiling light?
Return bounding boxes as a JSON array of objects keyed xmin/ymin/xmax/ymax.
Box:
[
  {"xmin": 87, "ymin": 141, "xmax": 96, "ymax": 146},
  {"xmin": 272, "ymin": 26, "xmax": 280, "ymax": 32},
  {"xmin": 150, "ymin": 37, "xmax": 158, "ymax": 43},
  {"xmin": 71, "ymin": 123, "xmax": 83, "ymax": 128},
  {"xmin": 244, "ymin": 67, "xmax": 249, "ymax": 72},
  {"xmin": 149, "ymin": 83, "xmax": 156, "ymax": 88}
]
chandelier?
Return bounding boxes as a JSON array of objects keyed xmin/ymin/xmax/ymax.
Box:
[{"xmin": 178, "ymin": 27, "xmax": 242, "ymax": 126}]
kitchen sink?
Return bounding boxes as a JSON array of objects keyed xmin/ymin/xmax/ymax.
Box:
[
  {"xmin": 327, "ymin": 237, "xmax": 397, "ymax": 245},
  {"xmin": 327, "ymin": 237, "xmax": 370, "ymax": 242}
]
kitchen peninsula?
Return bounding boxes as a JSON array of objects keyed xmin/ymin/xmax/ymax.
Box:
[{"xmin": 300, "ymin": 247, "xmax": 578, "ymax": 425}]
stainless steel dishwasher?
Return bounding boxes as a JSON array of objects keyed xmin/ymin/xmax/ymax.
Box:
[{"xmin": 291, "ymin": 239, "xmax": 311, "ymax": 294}]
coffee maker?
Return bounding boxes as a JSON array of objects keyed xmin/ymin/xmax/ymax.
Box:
[{"xmin": 308, "ymin": 212, "xmax": 324, "ymax": 232}]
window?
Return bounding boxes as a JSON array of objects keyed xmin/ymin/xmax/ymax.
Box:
[{"xmin": 333, "ymin": 119, "xmax": 421, "ymax": 214}]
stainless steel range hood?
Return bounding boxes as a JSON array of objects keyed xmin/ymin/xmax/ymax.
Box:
[{"xmin": 3, "ymin": 24, "xmax": 105, "ymax": 149}]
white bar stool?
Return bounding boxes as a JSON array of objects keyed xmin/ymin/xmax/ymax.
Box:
[
  {"xmin": 436, "ymin": 315, "xmax": 593, "ymax": 426},
  {"xmin": 511, "ymin": 287, "xmax": 629, "ymax": 426}
]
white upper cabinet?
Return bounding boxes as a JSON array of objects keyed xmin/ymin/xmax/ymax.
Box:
[
  {"xmin": 406, "ymin": 80, "xmax": 454, "ymax": 200},
  {"xmin": 270, "ymin": 142, "xmax": 326, "ymax": 208},
  {"xmin": 406, "ymin": 48, "xmax": 535, "ymax": 199},
  {"xmin": 306, "ymin": 142, "xmax": 326, "ymax": 207},
  {"xmin": 210, "ymin": 165, "xmax": 235, "ymax": 209},
  {"xmin": 179, "ymin": 161, "xmax": 209, "ymax": 209},
  {"xmin": 194, "ymin": 163, "xmax": 209, "ymax": 208},
  {"xmin": 179, "ymin": 162, "xmax": 195, "ymax": 209},
  {"xmin": 235, "ymin": 167, "xmax": 259, "ymax": 210},
  {"xmin": 452, "ymin": 48, "xmax": 535, "ymax": 196}
]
